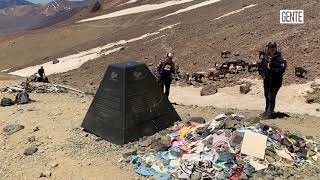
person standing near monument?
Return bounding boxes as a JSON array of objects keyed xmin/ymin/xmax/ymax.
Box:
[
  {"xmin": 258, "ymin": 42, "xmax": 287, "ymax": 119},
  {"xmin": 38, "ymin": 66, "xmax": 45, "ymax": 81},
  {"xmin": 156, "ymin": 53, "xmax": 176, "ymax": 96}
]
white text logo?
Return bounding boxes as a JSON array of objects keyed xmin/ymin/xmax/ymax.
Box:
[{"xmin": 280, "ymin": 10, "xmax": 304, "ymax": 24}]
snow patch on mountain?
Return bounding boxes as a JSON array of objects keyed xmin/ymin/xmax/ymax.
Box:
[
  {"xmin": 157, "ymin": 0, "xmax": 222, "ymax": 19},
  {"xmin": 77, "ymin": 0, "xmax": 196, "ymax": 23},
  {"xmin": 212, "ymin": 4, "xmax": 258, "ymax": 20},
  {"xmin": 9, "ymin": 23, "xmax": 180, "ymax": 77}
]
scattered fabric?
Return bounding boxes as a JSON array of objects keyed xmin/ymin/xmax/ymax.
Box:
[
  {"xmin": 136, "ymin": 166, "xmax": 158, "ymax": 176},
  {"xmin": 120, "ymin": 113, "xmax": 320, "ymax": 179}
]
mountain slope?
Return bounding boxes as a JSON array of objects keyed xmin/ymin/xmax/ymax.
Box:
[
  {"xmin": 0, "ymin": 0, "xmax": 319, "ymax": 92},
  {"xmin": 0, "ymin": 0, "xmax": 33, "ymax": 9},
  {"xmin": 0, "ymin": 0, "xmax": 90, "ymax": 32}
]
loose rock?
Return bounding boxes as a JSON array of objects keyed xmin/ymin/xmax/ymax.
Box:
[
  {"xmin": 33, "ymin": 126, "xmax": 40, "ymax": 132},
  {"xmin": 39, "ymin": 171, "xmax": 52, "ymax": 178},
  {"xmin": 24, "ymin": 146, "xmax": 38, "ymax": 155},
  {"xmin": 27, "ymin": 136, "xmax": 36, "ymax": 143},
  {"xmin": 3, "ymin": 124, "xmax": 25, "ymax": 135},
  {"xmin": 200, "ymin": 84, "xmax": 218, "ymax": 96},
  {"xmin": 240, "ymin": 84, "xmax": 251, "ymax": 94}
]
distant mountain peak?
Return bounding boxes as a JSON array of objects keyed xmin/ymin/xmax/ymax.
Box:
[{"xmin": 0, "ymin": 0, "xmax": 33, "ymax": 9}]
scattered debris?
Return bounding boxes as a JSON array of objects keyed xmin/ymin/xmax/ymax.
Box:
[
  {"xmin": 120, "ymin": 113, "xmax": 320, "ymax": 179},
  {"xmin": 0, "ymin": 82, "xmax": 68, "ymax": 94},
  {"xmin": 3, "ymin": 124, "xmax": 25, "ymax": 135}
]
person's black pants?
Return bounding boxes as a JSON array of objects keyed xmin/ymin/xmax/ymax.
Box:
[
  {"xmin": 160, "ymin": 77, "xmax": 172, "ymax": 96},
  {"xmin": 263, "ymin": 80, "xmax": 280, "ymax": 115}
]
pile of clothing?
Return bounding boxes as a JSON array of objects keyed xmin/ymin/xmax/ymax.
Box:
[
  {"xmin": 120, "ymin": 113, "xmax": 319, "ymax": 179},
  {"xmin": 0, "ymin": 82, "xmax": 68, "ymax": 94}
]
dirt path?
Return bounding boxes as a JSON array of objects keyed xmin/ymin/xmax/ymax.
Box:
[{"xmin": 170, "ymin": 78, "xmax": 320, "ymax": 117}]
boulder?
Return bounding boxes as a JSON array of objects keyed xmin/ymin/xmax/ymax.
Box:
[
  {"xmin": 200, "ymin": 84, "xmax": 218, "ymax": 96},
  {"xmin": 240, "ymin": 84, "xmax": 251, "ymax": 94}
]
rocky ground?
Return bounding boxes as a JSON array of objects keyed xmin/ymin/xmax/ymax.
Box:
[{"xmin": 1, "ymin": 79, "xmax": 320, "ymax": 179}]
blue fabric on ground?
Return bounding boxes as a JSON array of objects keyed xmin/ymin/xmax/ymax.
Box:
[{"xmin": 136, "ymin": 166, "xmax": 158, "ymax": 176}]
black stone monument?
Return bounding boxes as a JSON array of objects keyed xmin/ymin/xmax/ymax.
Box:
[{"xmin": 81, "ymin": 61, "xmax": 180, "ymax": 144}]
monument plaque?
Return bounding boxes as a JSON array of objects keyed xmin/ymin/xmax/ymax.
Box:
[{"xmin": 81, "ymin": 61, "xmax": 180, "ymax": 144}]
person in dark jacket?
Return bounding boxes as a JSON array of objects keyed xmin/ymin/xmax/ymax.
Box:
[
  {"xmin": 38, "ymin": 66, "xmax": 45, "ymax": 78},
  {"xmin": 258, "ymin": 42, "xmax": 287, "ymax": 119},
  {"xmin": 156, "ymin": 53, "xmax": 176, "ymax": 96}
]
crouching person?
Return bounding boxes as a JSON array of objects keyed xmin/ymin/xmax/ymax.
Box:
[{"xmin": 258, "ymin": 42, "xmax": 287, "ymax": 119}]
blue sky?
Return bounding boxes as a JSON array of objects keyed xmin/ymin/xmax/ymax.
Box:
[{"xmin": 28, "ymin": 0, "xmax": 82, "ymax": 4}]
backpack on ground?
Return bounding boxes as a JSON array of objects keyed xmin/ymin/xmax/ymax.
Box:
[
  {"xmin": 1, "ymin": 98, "xmax": 14, "ymax": 107},
  {"xmin": 15, "ymin": 92, "xmax": 31, "ymax": 104}
]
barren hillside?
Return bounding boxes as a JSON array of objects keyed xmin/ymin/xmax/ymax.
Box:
[{"xmin": 0, "ymin": 0, "xmax": 319, "ymax": 91}]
